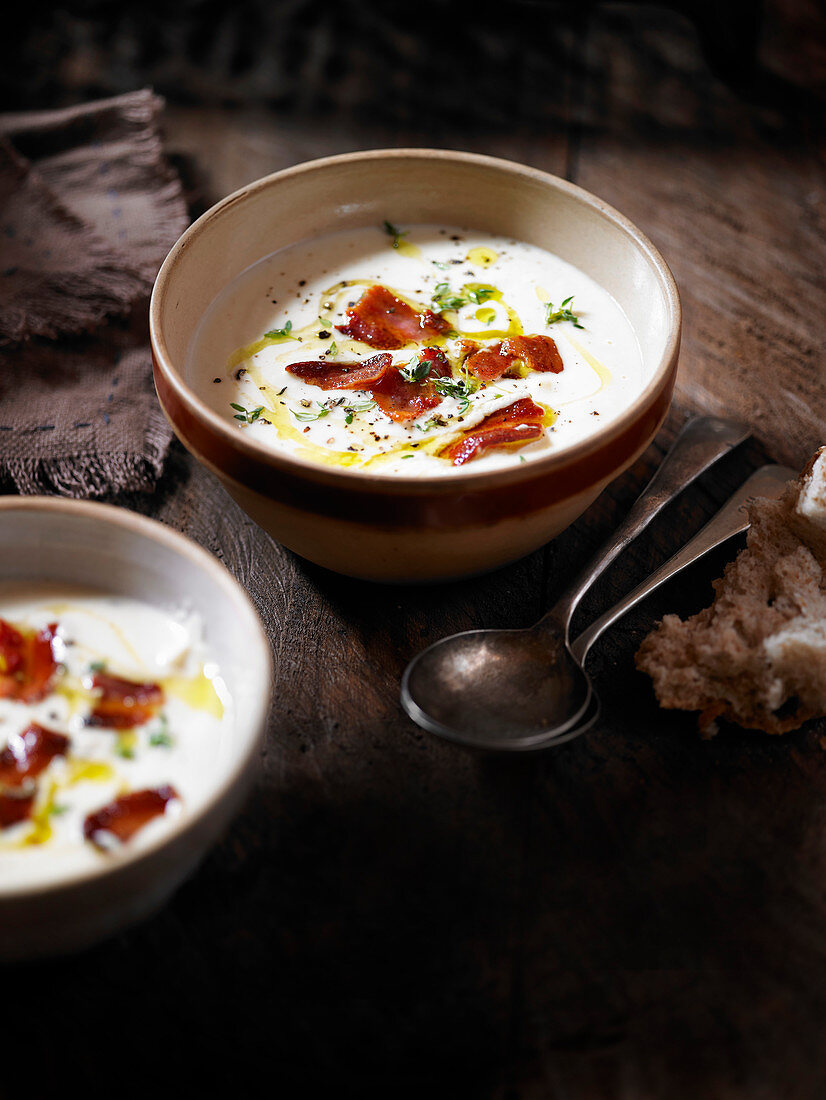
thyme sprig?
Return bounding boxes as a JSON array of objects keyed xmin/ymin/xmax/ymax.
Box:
[
  {"xmin": 544, "ymin": 296, "xmax": 584, "ymax": 329},
  {"xmin": 292, "ymin": 402, "xmax": 331, "ymax": 422},
  {"xmin": 230, "ymin": 403, "xmax": 264, "ymax": 424},
  {"xmin": 150, "ymin": 713, "xmax": 174, "ymax": 749},
  {"xmin": 292, "ymin": 396, "xmax": 375, "ymax": 425},
  {"xmin": 431, "ymin": 373, "xmax": 479, "ymax": 416},
  {"xmin": 383, "ymin": 220, "xmax": 407, "ymax": 249},
  {"xmin": 264, "ymin": 320, "xmax": 295, "ymax": 340},
  {"xmin": 396, "ymin": 350, "xmax": 479, "ymax": 416},
  {"xmin": 398, "ymin": 358, "xmax": 433, "ymax": 384},
  {"xmin": 344, "ymin": 401, "xmax": 376, "ymax": 425},
  {"xmin": 431, "ymin": 283, "xmax": 467, "ymax": 311},
  {"xmin": 431, "ymin": 282, "xmax": 497, "ymax": 313},
  {"xmin": 466, "ymin": 285, "xmax": 497, "ymax": 305}
]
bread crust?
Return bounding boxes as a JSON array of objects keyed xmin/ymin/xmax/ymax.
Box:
[{"xmin": 636, "ymin": 448, "xmax": 826, "ymax": 736}]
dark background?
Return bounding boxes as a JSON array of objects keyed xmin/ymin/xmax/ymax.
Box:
[
  {"xmin": 5, "ymin": 1, "xmax": 826, "ymax": 110},
  {"xmin": 4, "ymin": 3, "xmax": 826, "ymax": 1098}
]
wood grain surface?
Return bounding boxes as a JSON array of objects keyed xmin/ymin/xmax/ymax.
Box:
[{"xmin": 7, "ymin": 3, "xmax": 826, "ymax": 1097}]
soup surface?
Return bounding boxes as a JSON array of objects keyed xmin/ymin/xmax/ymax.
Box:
[
  {"xmin": 187, "ymin": 224, "xmax": 645, "ymax": 475},
  {"xmin": 0, "ymin": 584, "xmax": 233, "ymax": 887}
]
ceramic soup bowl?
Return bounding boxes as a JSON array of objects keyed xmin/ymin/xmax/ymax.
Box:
[
  {"xmin": 0, "ymin": 497, "xmax": 271, "ymax": 960},
  {"xmin": 150, "ymin": 149, "xmax": 680, "ymax": 582}
]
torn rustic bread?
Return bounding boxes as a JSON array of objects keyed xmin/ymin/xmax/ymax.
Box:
[{"xmin": 636, "ymin": 447, "xmax": 826, "ymax": 735}]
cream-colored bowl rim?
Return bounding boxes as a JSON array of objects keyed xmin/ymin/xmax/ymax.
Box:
[
  {"xmin": 150, "ymin": 148, "xmax": 681, "ymax": 494},
  {"xmin": 0, "ymin": 496, "xmax": 272, "ymax": 899}
]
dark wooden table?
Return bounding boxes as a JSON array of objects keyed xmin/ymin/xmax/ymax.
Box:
[{"xmin": 9, "ymin": 3, "xmax": 826, "ymax": 1096}]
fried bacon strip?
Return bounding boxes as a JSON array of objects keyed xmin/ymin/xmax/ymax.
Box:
[
  {"xmin": 0, "ymin": 619, "xmax": 58, "ymax": 704},
  {"xmin": 372, "ymin": 347, "xmax": 451, "ymax": 422},
  {"xmin": 87, "ymin": 672, "xmax": 165, "ymax": 729},
  {"xmin": 287, "ymin": 346, "xmax": 452, "ymax": 423},
  {"xmin": 442, "ymin": 398, "xmax": 546, "ymax": 466},
  {"xmin": 336, "ymin": 284, "xmax": 450, "ymax": 349},
  {"xmin": 286, "ymin": 352, "xmax": 392, "ymax": 390},
  {"xmin": 83, "ymin": 785, "xmax": 179, "ymax": 848},
  {"xmin": 0, "ymin": 790, "xmax": 35, "ymax": 829},
  {"xmin": 0, "ymin": 724, "xmax": 70, "ymax": 788},
  {"xmin": 464, "ymin": 335, "xmax": 564, "ymax": 382}
]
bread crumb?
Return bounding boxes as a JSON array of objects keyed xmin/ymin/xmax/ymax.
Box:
[
  {"xmin": 636, "ymin": 447, "xmax": 826, "ymax": 735},
  {"xmin": 796, "ymin": 447, "xmax": 826, "ymax": 531}
]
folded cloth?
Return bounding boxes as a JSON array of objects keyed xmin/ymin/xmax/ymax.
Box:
[{"xmin": 0, "ymin": 89, "xmax": 189, "ymax": 497}]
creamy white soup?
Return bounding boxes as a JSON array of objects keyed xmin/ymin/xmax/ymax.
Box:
[
  {"xmin": 187, "ymin": 223, "xmax": 645, "ymax": 475},
  {"xmin": 0, "ymin": 584, "xmax": 233, "ymax": 886}
]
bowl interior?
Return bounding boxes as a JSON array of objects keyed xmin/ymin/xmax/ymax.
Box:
[
  {"xmin": 155, "ymin": 150, "xmax": 675, "ymax": 432},
  {"xmin": 0, "ymin": 499, "xmax": 271, "ymax": 892}
]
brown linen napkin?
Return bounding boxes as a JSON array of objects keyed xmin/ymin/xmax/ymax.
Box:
[
  {"xmin": 0, "ymin": 138, "xmax": 148, "ymax": 345},
  {"xmin": 0, "ymin": 89, "xmax": 189, "ymax": 496}
]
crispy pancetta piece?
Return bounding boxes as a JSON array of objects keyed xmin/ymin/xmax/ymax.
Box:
[
  {"xmin": 287, "ymin": 346, "xmax": 452, "ymax": 422},
  {"xmin": 465, "ymin": 335, "xmax": 564, "ymax": 382},
  {"xmin": 442, "ymin": 398, "xmax": 546, "ymax": 466},
  {"xmin": 0, "ymin": 619, "xmax": 58, "ymax": 704},
  {"xmin": 0, "ymin": 724, "xmax": 70, "ymax": 788},
  {"xmin": 286, "ymin": 352, "xmax": 392, "ymax": 390},
  {"xmin": 0, "ymin": 789, "xmax": 35, "ymax": 829},
  {"xmin": 336, "ymin": 285, "xmax": 450, "ymax": 349},
  {"xmin": 83, "ymin": 785, "xmax": 179, "ymax": 848},
  {"xmin": 87, "ymin": 672, "xmax": 165, "ymax": 729},
  {"xmin": 371, "ymin": 347, "xmax": 451, "ymax": 422}
]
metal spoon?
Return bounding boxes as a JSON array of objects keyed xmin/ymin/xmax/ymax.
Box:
[
  {"xmin": 400, "ymin": 416, "xmax": 750, "ymax": 750},
  {"xmin": 536, "ymin": 463, "xmax": 797, "ymax": 745}
]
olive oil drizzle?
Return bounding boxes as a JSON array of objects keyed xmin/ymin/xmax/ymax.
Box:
[
  {"xmin": 3, "ymin": 761, "xmax": 117, "ymax": 850},
  {"xmin": 565, "ymin": 336, "xmax": 612, "ymax": 400},
  {"xmin": 466, "ymin": 246, "xmax": 498, "ymax": 267}
]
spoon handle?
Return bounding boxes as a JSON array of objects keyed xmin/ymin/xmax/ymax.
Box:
[
  {"xmin": 569, "ymin": 464, "xmax": 796, "ymax": 664},
  {"xmin": 543, "ymin": 415, "xmax": 751, "ymax": 636}
]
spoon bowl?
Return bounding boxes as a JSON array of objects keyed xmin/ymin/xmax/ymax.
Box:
[{"xmin": 401, "ymin": 623, "xmax": 591, "ymax": 750}]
